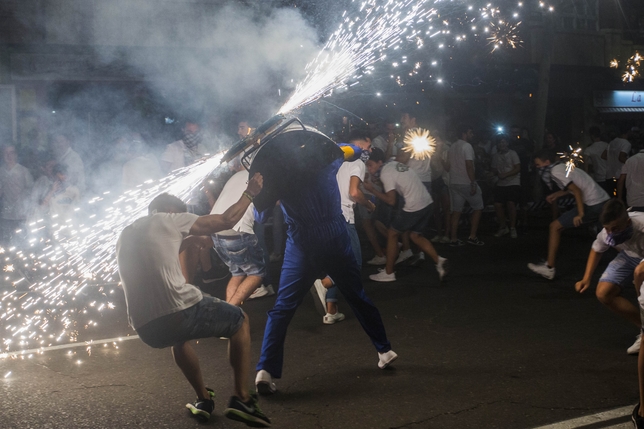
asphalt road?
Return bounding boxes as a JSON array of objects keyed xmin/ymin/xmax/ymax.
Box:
[{"xmin": 1, "ymin": 215, "xmax": 640, "ymax": 429}]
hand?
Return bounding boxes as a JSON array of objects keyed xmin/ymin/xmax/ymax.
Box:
[
  {"xmin": 363, "ymin": 180, "xmax": 375, "ymax": 193},
  {"xmin": 366, "ymin": 200, "xmax": 376, "ymax": 213},
  {"xmin": 575, "ymin": 279, "xmax": 590, "ymax": 293},
  {"xmin": 545, "ymin": 194, "xmax": 557, "ymax": 204},
  {"xmin": 469, "ymin": 183, "xmax": 477, "ymax": 196},
  {"xmin": 246, "ymin": 172, "xmax": 263, "ymax": 197},
  {"xmin": 573, "ymin": 215, "xmax": 583, "ymax": 227}
]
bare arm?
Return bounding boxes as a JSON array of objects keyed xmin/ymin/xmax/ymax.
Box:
[
  {"xmin": 189, "ymin": 173, "xmax": 263, "ymax": 236},
  {"xmin": 498, "ymin": 163, "xmax": 521, "ymax": 180},
  {"xmin": 575, "ymin": 248, "xmax": 603, "ymax": 293},
  {"xmin": 617, "ymin": 173, "xmax": 627, "ymax": 201},
  {"xmin": 369, "ymin": 186, "xmax": 397, "ymax": 206},
  {"xmin": 567, "ymin": 182, "xmax": 585, "ymax": 227},
  {"xmin": 619, "ymin": 151, "xmax": 628, "ymax": 164},
  {"xmin": 349, "ymin": 176, "xmax": 375, "ymax": 211}
]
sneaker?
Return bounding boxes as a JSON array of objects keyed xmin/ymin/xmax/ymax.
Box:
[
  {"xmin": 201, "ymin": 265, "xmax": 224, "ymax": 284},
  {"xmin": 378, "ymin": 350, "xmax": 398, "ymax": 369},
  {"xmin": 255, "ymin": 370, "xmax": 277, "ymax": 396},
  {"xmin": 367, "ymin": 255, "xmax": 387, "ymax": 265},
  {"xmin": 628, "ymin": 333, "xmax": 642, "ymax": 355},
  {"xmin": 527, "ymin": 261, "xmax": 555, "ymax": 280},
  {"xmin": 395, "ymin": 248, "xmax": 413, "ymax": 264},
  {"xmin": 186, "ymin": 393, "xmax": 215, "ymax": 422},
  {"xmin": 466, "ymin": 237, "xmax": 484, "ymax": 246},
  {"xmin": 633, "ymin": 403, "xmax": 644, "ymax": 428},
  {"xmin": 323, "ymin": 312, "xmax": 345, "ymax": 325},
  {"xmin": 436, "ymin": 257, "xmax": 448, "ymax": 281},
  {"xmin": 248, "ymin": 285, "xmax": 275, "ymax": 300},
  {"xmin": 439, "ymin": 236, "xmax": 452, "ymax": 244},
  {"xmin": 269, "ymin": 252, "xmax": 283, "ymax": 263},
  {"xmin": 494, "ymin": 227, "xmax": 509, "ymax": 237},
  {"xmin": 510, "ymin": 228, "xmax": 518, "ymax": 239},
  {"xmin": 449, "ymin": 239, "xmax": 465, "ymax": 247},
  {"xmin": 369, "ymin": 270, "xmax": 396, "ymax": 282},
  {"xmin": 430, "ymin": 235, "xmax": 443, "ymax": 243},
  {"xmin": 224, "ymin": 393, "xmax": 271, "ymax": 428},
  {"xmin": 310, "ymin": 279, "xmax": 327, "ymax": 315}
]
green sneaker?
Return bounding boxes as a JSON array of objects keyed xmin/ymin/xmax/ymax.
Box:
[
  {"xmin": 224, "ymin": 393, "xmax": 271, "ymax": 427},
  {"xmin": 185, "ymin": 388, "xmax": 215, "ymax": 422}
]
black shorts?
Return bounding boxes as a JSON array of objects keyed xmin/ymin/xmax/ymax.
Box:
[
  {"xmin": 494, "ymin": 185, "xmax": 522, "ymax": 204},
  {"xmin": 391, "ymin": 204, "xmax": 433, "ymax": 234}
]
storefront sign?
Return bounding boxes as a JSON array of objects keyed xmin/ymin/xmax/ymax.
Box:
[{"xmin": 594, "ymin": 90, "xmax": 644, "ymax": 108}]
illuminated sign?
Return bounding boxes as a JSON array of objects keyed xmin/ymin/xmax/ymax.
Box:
[{"xmin": 594, "ymin": 91, "xmax": 644, "ymax": 108}]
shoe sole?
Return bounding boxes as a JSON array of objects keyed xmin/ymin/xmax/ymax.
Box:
[
  {"xmin": 369, "ymin": 276, "xmax": 396, "ymax": 282},
  {"xmin": 224, "ymin": 408, "xmax": 272, "ymax": 427},
  {"xmin": 256, "ymin": 381, "xmax": 276, "ymax": 396},
  {"xmin": 378, "ymin": 354, "xmax": 398, "ymax": 369}
]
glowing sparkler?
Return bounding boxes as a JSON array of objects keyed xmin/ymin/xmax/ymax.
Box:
[
  {"xmin": 402, "ymin": 128, "xmax": 435, "ymax": 160},
  {"xmin": 488, "ymin": 20, "xmax": 522, "ymax": 51},
  {"xmin": 558, "ymin": 145, "xmax": 583, "ymax": 177},
  {"xmin": 622, "ymin": 52, "xmax": 642, "ymax": 83}
]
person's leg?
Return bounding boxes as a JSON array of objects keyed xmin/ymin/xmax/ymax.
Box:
[
  {"xmin": 441, "ymin": 190, "xmax": 451, "ymax": 238},
  {"xmin": 229, "ymin": 313, "xmax": 252, "ymax": 402},
  {"xmin": 507, "ymin": 201, "xmax": 517, "ymax": 229},
  {"xmin": 228, "ymin": 275, "xmax": 263, "ymax": 306},
  {"xmin": 362, "ymin": 218, "xmax": 385, "ymax": 257},
  {"xmin": 226, "ymin": 276, "xmax": 245, "ymax": 303},
  {"xmin": 385, "ymin": 229, "xmax": 400, "ymax": 274},
  {"xmin": 257, "ymin": 237, "xmax": 315, "ymax": 378},
  {"xmin": 494, "ymin": 202, "xmax": 506, "ymax": 230},
  {"xmin": 321, "ymin": 276, "xmax": 339, "ymax": 314},
  {"xmin": 546, "ymin": 220, "xmax": 565, "ymax": 268},
  {"xmin": 596, "ymin": 281, "xmax": 641, "ymax": 328},
  {"xmin": 409, "ymin": 232, "xmax": 439, "ymax": 264},
  {"xmin": 179, "ymin": 235, "xmax": 213, "ymax": 284},
  {"xmin": 401, "ymin": 230, "xmax": 411, "ymax": 252},
  {"xmin": 172, "ymin": 342, "xmax": 210, "ymax": 400},
  {"xmin": 469, "ymin": 209, "xmax": 482, "ymax": 239}
]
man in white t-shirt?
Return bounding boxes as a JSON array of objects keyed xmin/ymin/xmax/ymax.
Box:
[
  {"xmin": 364, "ymin": 148, "xmax": 447, "ymax": 283},
  {"xmin": 51, "ymin": 134, "xmax": 85, "ymax": 194},
  {"xmin": 574, "ymin": 199, "xmax": 644, "ymax": 355},
  {"xmin": 0, "ymin": 145, "xmax": 33, "ymax": 243},
  {"xmin": 116, "ymin": 175, "xmax": 271, "ymax": 427},
  {"xmin": 211, "ymin": 167, "xmax": 271, "ymax": 306},
  {"xmin": 618, "ymin": 147, "xmax": 644, "ymax": 212},
  {"xmin": 584, "ymin": 126, "xmax": 608, "ymax": 189},
  {"xmin": 491, "ymin": 136, "xmax": 521, "ymax": 238},
  {"xmin": 160, "ymin": 121, "xmax": 205, "ymax": 173},
  {"xmin": 528, "ymin": 149, "xmax": 610, "ymax": 280},
  {"xmin": 445, "ymin": 125, "xmax": 484, "ymax": 246},
  {"xmin": 602, "ymin": 127, "xmax": 631, "ymax": 197}
]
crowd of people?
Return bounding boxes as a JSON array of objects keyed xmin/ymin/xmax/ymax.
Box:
[{"xmin": 3, "ymin": 111, "xmax": 644, "ymax": 427}]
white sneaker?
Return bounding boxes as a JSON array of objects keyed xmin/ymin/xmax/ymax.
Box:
[
  {"xmin": 323, "ymin": 312, "xmax": 345, "ymax": 325},
  {"xmin": 439, "ymin": 236, "xmax": 452, "ymax": 244},
  {"xmin": 436, "ymin": 256, "xmax": 448, "ymax": 281},
  {"xmin": 378, "ymin": 350, "xmax": 398, "ymax": 369},
  {"xmin": 369, "ymin": 270, "xmax": 396, "ymax": 282},
  {"xmin": 255, "ymin": 369, "xmax": 277, "ymax": 395},
  {"xmin": 248, "ymin": 284, "xmax": 275, "ymax": 300},
  {"xmin": 527, "ymin": 262, "xmax": 555, "ymax": 280},
  {"xmin": 367, "ymin": 255, "xmax": 387, "ymax": 265},
  {"xmin": 510, "ymin": 228, "xmax": 518, "ymax": 239},
  {"xmin": 310, "ymin": 279, "xmax": 327, "ymax": 315},
  {"xmin": 494, "ymin": 227, "xmax": 509, "ymax": 237},
  {"xmin": 628, "ymin": 333, "xmax": 642, "ymax": 355},
  {"xmin": 395, "ymin": 249, "xmax": 413, "ymax": 264},
  {"xmin": 430, "ymin": 235, "xmax": 442, "ymax": 243}
]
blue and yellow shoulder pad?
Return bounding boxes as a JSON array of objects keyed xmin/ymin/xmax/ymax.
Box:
[{"xmin": 337, "ymin": 143, "xmax": 363, "ymax": 162}]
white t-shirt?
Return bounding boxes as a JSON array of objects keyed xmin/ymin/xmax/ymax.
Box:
[
  {"xmin": 448, "ymin": 139, "xmax": 475, "ymax": 185},
  {"xmin": 211, "ymin": 170, "xmax": 255, "ymax": 235},
  {"xmin": 0, "ymin": 163, "xmax": 34, "ymax": 220},
  {"xmin": 380, "ymin": 161, "xmax": 432, "ymax": 212},
  {"xmin": 550, "ymin": 163, "xmax": 609, "ymax": 207},
  {"xmin": 336, "ymin": 159, "xmax": 365, "ymax": 223},
  {"xmin": 584, "ymin": 141, "xmax": 608, "ymax": 183},
  {"xmin": 160, "ymin": 140, "xmax": 201, "ymax": 172},
  {"xmin": 605, "ymin": 137, "xmax": 631, "ymax": 180},
  {"xmin": 58, "ymin": 147, "xmax": 85, "ymax": 194},
  {"xmin": 491, "ymin": 150, "xmax": 521, "ymax": 187},
  {"xmin": 592, "ymin": 211, "xmax": 644, "ymax": 258},
  {"xmin": 116, "ymin": 212, "xmax": 203, "ymax": 329},
  {"xmin": 622, "ymin": 151, "xmax": 644, "ymax": 208},
  {"xmin": 407, "ymin": 156, "xmax": 432, "ymax": 183}
]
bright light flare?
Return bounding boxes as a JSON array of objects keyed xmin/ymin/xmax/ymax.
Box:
[
  {"xmin": 558, "ymin": 146, "xmax": 583, "ymax": 177},
  {"xmin": 402, "ymin": 128, "xmax": 436, "ymax": 160}
]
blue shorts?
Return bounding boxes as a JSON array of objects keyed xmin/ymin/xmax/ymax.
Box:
[
  {"xmin": 136, "ymin": 297, "xmax": 245, "ymax": 348},
  {"xmin": 391, "ymin": 204, "xmax": 433, "ymax": 234},
  {"xmin": 212, "ymin": 233, "xmax": 266, "ymax": 277},
  {"xmin": 599, "ymin": 251, "xmax": 642, "ymax": 288},
  {"xmin": 557, "ymin": 201, "xmax": 606, "ymax": 229}
]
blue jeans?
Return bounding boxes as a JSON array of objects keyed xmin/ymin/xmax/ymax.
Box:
[
  {"xmin": 326, "ymin": 223, "xmax": 361, "ymax": 303},
  {"xmin": 256, "ymin": 220, "xmax": 391, "ymax": 378},
  {"xmin": 212, "ymin": 233, "xmax": 266, "ymax": 277}
]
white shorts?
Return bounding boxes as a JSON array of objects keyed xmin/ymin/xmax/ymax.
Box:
[{"xmin": 449, "ymin": 184, "xmax": 484, "ymax": 212}]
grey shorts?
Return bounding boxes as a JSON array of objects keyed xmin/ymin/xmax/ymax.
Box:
[
  {"xmin": 136, "ymin": 297, "xmax": 245, "ymax": 348},
  {"xmin": 449, "ymin": 183, "xmax": 484, "ymax": 212},
  {"xmin": 599, "ymin": 251, "xmax": 642, "ymax": 288},
  {"xmin": 212, "ymin": 233, "xmax": 266, "ymax": 277}
]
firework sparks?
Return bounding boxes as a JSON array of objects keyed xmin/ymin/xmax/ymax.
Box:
[
  {"xmin": 402, "ymin": 128, "xmax": 435, "ymax": 160},
  {"xmin": 488, "ymin": 20, "xmax": 522, "ymax": 51},
  {"xmin": 622, "ymin": 52, "xmax": 642, "ymax": 83},
  {"xmin": 558, "ymin": 146, "xmax": 583, "ymax": 177}
]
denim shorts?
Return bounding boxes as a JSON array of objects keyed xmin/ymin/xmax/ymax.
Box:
[
  {"xmin": 449, "ymin": 184, "xmax": 484, "ymax": 212},
  {"xmin": 136, "ymin": 297, "xmax": 245, "ymax": 348},
  {"xmin": 391, "ymin": 204, "xmax": 433, "ymax": 234},
  {"xmin": 599, "ymin": 251, "xmax": 643, "ymax": 288},
  {"xmin": 557, "ymin": 201, "xmax": 606, "ymax": 229},
  {"xmin": 212, "ymin": 233, "xmax": 266, "ymax": 277}
]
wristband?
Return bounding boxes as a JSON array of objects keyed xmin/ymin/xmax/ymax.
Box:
[{"xmin": 243, "ymin": 191, "xmax": 254, "ymax": 202}]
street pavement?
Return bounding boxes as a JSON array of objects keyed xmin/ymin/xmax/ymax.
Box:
[{"xmin": 0, "ymin": 216, "xmax": 641, "ymax": 429}]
